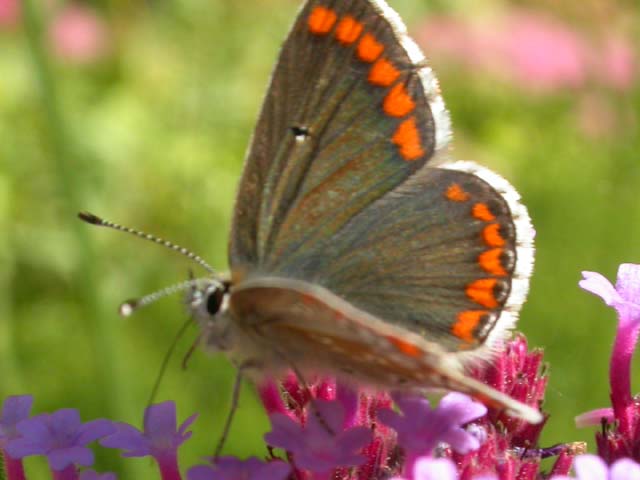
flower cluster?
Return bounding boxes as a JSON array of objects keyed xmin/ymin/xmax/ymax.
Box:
[
  {"xmin": 0, "ymin": 399, "xmax": 197, "ymax": 480},
  {"xmin": 3, "ymin": 264, "xmax": 640, "ymax": 479},
  {"xmin": 254, "ymin": 360, "xmax": 577, "ymax": 480}
]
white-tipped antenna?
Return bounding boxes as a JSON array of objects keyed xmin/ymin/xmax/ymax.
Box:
[
  {"xmin": 118, "ymin": 278, "xmax": 204, "ymax": 317},
  {"xmin": 78, "ymin": 211, "xmax": 224, "ymax": 316},
  {"xmin": 78, "ymin": 211, "xmax": 216, "ymax": 275}
]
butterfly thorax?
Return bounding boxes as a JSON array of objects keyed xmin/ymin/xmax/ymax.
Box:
[{"xmin": 187, "ymin": 276, "xmax": 291, "ymax": 373}]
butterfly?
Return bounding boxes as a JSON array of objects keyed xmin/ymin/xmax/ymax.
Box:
[{"xmin": 82, "ymin": 0, "xmax": 539, "ymax": 423}]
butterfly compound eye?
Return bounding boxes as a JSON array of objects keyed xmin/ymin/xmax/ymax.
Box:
[{"xmin": 206, "ymin": 287, "xmax": 225, "ymax": 315}]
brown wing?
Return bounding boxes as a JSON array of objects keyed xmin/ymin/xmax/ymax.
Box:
[{"xmin": 229, "ymin": 277, "xmax": 541, "ymax": 424}]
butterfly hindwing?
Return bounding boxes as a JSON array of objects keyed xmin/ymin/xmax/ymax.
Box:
[
  {"xmin": 230, "ymin": 0, "xmax": 450, "ymax": 272},
  {"xmin": 270, "ymin": 162, "xmax": 534, "ymax": 354}
]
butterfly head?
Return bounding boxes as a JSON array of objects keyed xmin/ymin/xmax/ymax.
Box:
[{"xmin": 187, "ymin": 278, "xmax": 235, "ymax": 353}]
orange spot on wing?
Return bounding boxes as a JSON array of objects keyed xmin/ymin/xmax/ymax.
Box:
[
  {"xmin": 482, "ymin": 223, "xmax": 506, "ymax": 247},
  {"xmin": 383, "ymin": 83, "xmax": 415, "ymax": 117},
  {"xmin": 357, "ymin": 33, "xmax": 384, "ymax": 62},
  {"xmin": 335, "ymin": 15, "xmax": 363, "ymax": 44},
  {"xmin": 386, "ymin": 336, "xmax": 422, "ymax": 358},
  {"xmin": 478, "ymin": 248, "xmax": 508, "ymax": 276},
  {"xmin": 472, "ymin": 203, "xmax": 496, "ymax": 222},
  {"xmin": 452, "ymin": 310, "xmax": 487, "ymax": 343},
  {"xmin": 368, "ymin": 58, "xmax": 400, "ymax": 86},
  {"xmin": 308, "ymin": 6, "xmax": 337, "ymax": 34},
  {"xmin": 465, "ymin": 278, "xmax": 499, "ymax": 308},
  {"xmin": 445, "ymin": 183, "xmax": 470, "ymax": 202},
  {"xmin": 392, "ymin": 117, "xmax": 424, "ymax": 161}
]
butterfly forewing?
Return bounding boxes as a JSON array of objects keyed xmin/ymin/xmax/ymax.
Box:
[{"xmin": 230, "ymin": 0, "xmax": 449, "ymax": 272}]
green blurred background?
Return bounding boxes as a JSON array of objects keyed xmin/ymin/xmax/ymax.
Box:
[{"xmin": 1, "ymin": 0, "xmax": 638, "ymax": 477}]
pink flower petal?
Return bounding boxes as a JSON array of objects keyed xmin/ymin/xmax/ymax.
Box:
[
  {"xmin": 574, "ymin": 408, "xmax": 614, "ymax": 428},
  {"xmin": 579, "ymin": 271, "xmax": 621, "ymax": 306}
]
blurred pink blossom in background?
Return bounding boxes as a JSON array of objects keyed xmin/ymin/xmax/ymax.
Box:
[
  {"xmin": 598, "ymin": 36, "xmax": 636, "ymax": 91},
  {"xmin": 0, "ymin": 0, "xmax": 19, "ymax": 28},
  {"xmin": 415, "ymin": 8, "xmax": 636, "ymax": 93},
  {"xmin": 48, "ymin": 4, "xmax": 109, "ymax": 63}
]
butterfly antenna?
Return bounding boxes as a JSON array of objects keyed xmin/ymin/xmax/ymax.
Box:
[
  {"xmin": 78, "ymin": 211, "xmax": 216, "ymax": 275},
  {"xmin": 118, "ymin": 278, "xmax": 202, "ymax": 317},
  {"xmin": 146, "ymin": 317, "xmax": 194, "ymax": 410}
]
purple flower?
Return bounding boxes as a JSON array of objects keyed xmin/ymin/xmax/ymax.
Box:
[
  {"xmin": 5, "ymin": 408, "xmax": 114, "ymax": 471},
  {"xmin": 551, "ymin": 454, "xmax": 640, "ymax": 480},
  {"xmin": 379, "ymin": 392, "xmax": 486, "ymax": 456},
  {"xmin": 579, "ymin": 264, "xmax": 640, "ymax": 462},
  {"xmin": 1, "ymin": 395, "xmax": 33, "ymax": 480},
  {"xmin": 0, "ymin": 395, "xmax": 33, "ymax": 448},
  {"xmin": 79, "ymin": 469, "xmax": 117, "ymax": 480},
  {"xmin": 101, "ymin": 401, "xmax": 196, "ymax": 480},
  {"xmin": 187, "ymin": 456, "xmax": 291, "ymax": 480},
  {"xmin": 264, "ymin": 398, "xmax": 372, "ymax": 475}
]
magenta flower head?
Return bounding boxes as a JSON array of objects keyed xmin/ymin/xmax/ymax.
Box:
[
  {"xmin": 578, "ymin": 264, "xmax": 640, "ymax": 462},
  {"xmin": 471, "ymin": 335, "xmax": 548, "ymax": 443},
  {"xmin": 187, "ymin": 456, "xmax": 291, "ymax": 480},
  {"xmin": 551, "ymin": 454, "xmax": 640, "ymax": 480},
  {"xmin": 101, "ymin": 401, "xmax": 197, "ymax": 480},
  {"xmin": 5, "ymin": 408, "xmax": 114, "ymax": 472},
  {"xmin": 456, "ymin": 336, "xmax": 577, "ymax": 479},
  {"xmin": 265, "ymin": 397, "xmax": 372, "ymax": 477}
]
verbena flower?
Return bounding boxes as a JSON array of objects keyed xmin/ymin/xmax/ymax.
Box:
[
  {"xmin": 378, "ymin": 392, "xmax": 485, "ymax": 475},
  {"xmin": 187, "ymin": 456, "xmax": 291, "ymax": 480},
  {"xmin": 258, "ymin": 355, "xmax": 576, "ymax": 480},
  {"xmin": 5, "ymin": 407, "xmax": 114, "ymax": 480},
  {"xmin": 577, "ymin": 264, "xmax": 640, "ymax": 463},
  {"xmin": 551, "ymin": 454, "xmax": 640, "ymax": 480},
  {"xmin": 101, "ymin": 401, "xmax": 196, "ymax": 480},
  {"xmin": 471, "ymin": 335, "xmax": 548, "ymax": 442},
  {"xmin": 260, "ymin": 378, "xmax": 395, "ymax": 479},
  {"xmin": 265, "ymin": 397, "xmax": 372, "ymax": 478},
  {"xmin": 0, "ymin": 395, "xmax": 33, "ymax": 480},
  {"xmin": 458, "ymin": 336, "xmax": 578, "ymax": 479}
]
